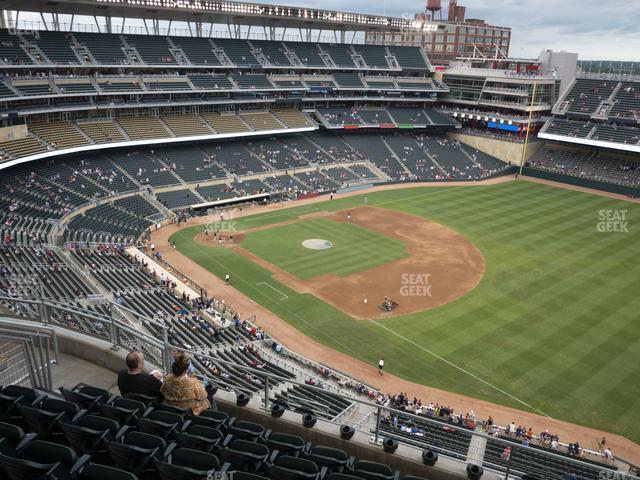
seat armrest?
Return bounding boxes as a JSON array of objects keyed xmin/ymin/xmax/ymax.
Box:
[
  {"xmin": 52, "ymin": 411, "xmax": 65, "ymax": 423},
  {"xmin": 392, "ymin": 470, "xmax": 400, "ymax": 480},
  {"xmin": 267, "ymin": 449, "xmax": 279, "ymax": 466},
  {"xmin": 69, "ymin": 454, "xmax": 92, "ymax": 475},
  {"xmin": 319, "ymin": 466, "xmax": 328, "ymax": 480},
  {"xmin": 15, "ymin": 432, "xmax": 38, "ymax": 452},
  {"xmin": 31, "ymin": 393, "xmax": 48, "ymax": 406},
  {"xmin": 115, "ymin": 425, "xmax": 130, "ymax": 440},
  {"xmin": 263, "ymin": 428, "xmax": 272, "ymax": 440},
  {"xmin": 163, "ymin": 441, "xmax": 177, "ymax": 459},
  {"xmin": 182, "ymin": 419, "xmax": 192, "ymax": 431},
  {"xmin": 223, "ymin": 433, "xmax": 233, "ymax": 447},
  {"xmin": 71, "ymin": 409, "xmax": 88, "ymax": 424},
  {"xmin": 220, "ymin": 462, "xmax": 232, "ymax": 473},
  {"xmin": 347, "ymin": 456, "xmax": 356, "ymax": 470},
  {"xmin": 303, "ymin": 441, "xmax": 312, "ymax": 454}
]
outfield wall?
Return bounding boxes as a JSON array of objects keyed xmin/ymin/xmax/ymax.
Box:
[
  {"xmin": 449, "ymin": 132, "xmax": 544, "ymax": 165},
  {"xmin": 522, "ymin": 167, "xmax": 640, "ymax": 196}
]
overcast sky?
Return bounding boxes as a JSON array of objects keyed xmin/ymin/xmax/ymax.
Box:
[{"xmin": 247, "ymin": 0, "xmax": 640, "ymax": 61}]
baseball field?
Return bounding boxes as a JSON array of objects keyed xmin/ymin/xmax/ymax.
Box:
[{"xmin": 170, "ymin": 181, "xmax": 640, "ymax": 444}]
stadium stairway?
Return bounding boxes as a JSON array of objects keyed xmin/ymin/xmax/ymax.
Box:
[{"xmin": 380, "ymin": 137, "xmax": 415, "ymax": 177}]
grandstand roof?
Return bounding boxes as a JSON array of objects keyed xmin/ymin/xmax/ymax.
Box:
[{"xmin": 5, "ymin": 0, "xmax": 424, "ymax": 33}]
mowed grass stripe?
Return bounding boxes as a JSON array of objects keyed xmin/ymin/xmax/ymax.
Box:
[{"xmin": 172, "ymin": 181, "xmax": 640, "ymax": 443}]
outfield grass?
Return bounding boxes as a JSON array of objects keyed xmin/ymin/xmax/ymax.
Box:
[
  {"xmin": 171, "ymin": 181, "xmax": 640, "ymax": 443},
  {"xmin": 240, "ymin": 217, "xmax": 408, "ymax": 279}
]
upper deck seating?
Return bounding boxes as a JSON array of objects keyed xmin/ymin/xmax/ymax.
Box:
[
  {"xmin": 125, "ymin": 34, "xmax": 176, "ymax": 65},
  {"xmin": 171, "ymin": 36, "xmax": 221, "ymax": 66},
  {"xmin": 74, "ymin": 32, "xmax": 128, "ymax": 64}
]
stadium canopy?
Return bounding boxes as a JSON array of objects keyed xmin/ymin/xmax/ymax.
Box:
[{"xmin": 1, "ymin": 0, "xmax": 437, "ymax": 40}]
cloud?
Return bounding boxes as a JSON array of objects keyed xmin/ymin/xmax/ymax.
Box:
[{"xmin": 248, "ymin": 0, "xmax": 640, "ymax": 61}]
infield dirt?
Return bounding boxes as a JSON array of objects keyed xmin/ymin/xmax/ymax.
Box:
[{"xmin": 197, "ymin": 206, "xmax": 485, "ymax": 319}]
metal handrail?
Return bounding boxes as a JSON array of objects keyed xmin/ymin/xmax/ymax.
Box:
[{"xmin": 0, "ymin": 292, "xmax": 634, "ymax": 477}]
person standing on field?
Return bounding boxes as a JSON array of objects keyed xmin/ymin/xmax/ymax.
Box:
[
  {"xmin": 378, "ymin": 358, "xmax": 384, "ymax": 375},
  {"xmin": 225, "ymin": 274, "xmax": 230, "ymax": 284}
]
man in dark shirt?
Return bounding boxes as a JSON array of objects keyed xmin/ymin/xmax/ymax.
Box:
[{"xmin": 117, "ymin": 351, "xmax": 162, "ymax": 398}]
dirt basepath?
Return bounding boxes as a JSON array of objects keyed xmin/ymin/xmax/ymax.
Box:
[{"xmin": 151, "ymin": 176, "xmax": 640, "ymax": 463}]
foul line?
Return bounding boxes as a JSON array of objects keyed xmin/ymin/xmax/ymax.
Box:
[
  {"xmin": 369, "ymin": 319, "xmax": 552, "ymax": 419},
  {"xmin": 256, "ymin": 282, "xmax": 289, "ymax": 300}
]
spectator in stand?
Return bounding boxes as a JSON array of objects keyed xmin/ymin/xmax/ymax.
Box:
[
  {"xmin": 117, "ymin": 351, "xmax": 162, "ymax": 398},
  {"xmin": 161, "ymin": 354, "xmax": 211, "ymax": 415}
]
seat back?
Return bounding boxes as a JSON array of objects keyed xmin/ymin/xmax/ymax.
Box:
[
  {"xmin": 78, "ymin": 414, "xmax": 120, "ymax": 435},
  {"xmin": 0, "ymin": 421, "xmax": 25, "ymax": 446},
  {"xmin": 155, "ymin": 404, "xmax": 190, "ymax": 416},
  {"xmin": 0, "ymin": 451, "xmax": 61, "ymax": 480},
  {"xmin": 353, "ymin": 460, "xmax": 395, "ymax": 480},
  {"xmin": 79, "ymin": 463, "xmax": 139, "ymax": 480},
  {"xmin": 200, "ymin": 409, "xmax": 230, "ymax": 427},
  {"xmin": 1, "ymin": 385, "xmax": 40, "ymax": 403},
  {"xmin": 125, "ymin": 393, "xmax": 157, "ymax": 406},
  {"xmin": 19, "ymin": 405, "xmax": 63, "ymax": 438},
  {"xmin": 190, "ymin": 415, "xmax": 224, "ymax": 430},
  {"xmin": 114, "ymin": 398, "xmax": 147, "ymax": 415},
  {"xmin": 76, "ymin": 385, "xmax": 112, "ymax": 403},
  {"xmin": 61, "ymin": 422, "xmax": 106, "ymax": 455},
  {"xmin": 60, "ymin": 387, "xmax": 99, "ymax": 410},
  {"xmin": 230, "ymin": 420, "xmax": 264, "ymax": 440},
  {"xmin": 270, "ymin": 455, "xmax": 319, "ymax": 480},
  {"xmin": 265, "ymin": 432, "xmax": 305, "ymax": 454},
  {"xmin": 39, "ymin": 398, "xmax": 80, "ymax": 421},
  {"xmin": 172, "ymin": 447, "xmax": 220, "ymax": 470},
  {"xmin": 307, "ymin": 445, "xmax": 349, "ymax": 469},
  {"xmin": 177, "ymin": 425, "xmax": 222, "ymax": 452},
  {"xmin": 0, "ymin": 394, "xmax": 24, "ymax": 422},
  {"xmin": 107, "ymin": 440, "xmax": 158, "ymax": 476},
  {"xmin": 138, "ymin": 417, "xmax": 178, "ymax": 440},
  {"xmin": 23, "ymin": 439, "xmax": 78, "ymax": 467},
  {"xmin": 221, "ymin": 439, "xmax": 268, "ymax": 470},
  {"xmin": 149, "ymin": 409, "xmax": 184, "ymax": 424},
  {"xmin": 99, "ymin": 403, "xmax": 138, "ymax": 425}
]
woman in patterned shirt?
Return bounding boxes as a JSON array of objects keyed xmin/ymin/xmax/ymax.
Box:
[{"xmin": 161, "ymin": 354, "xmax": 210, "ymax": 415}]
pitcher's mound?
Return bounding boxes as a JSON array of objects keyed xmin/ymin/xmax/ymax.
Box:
[{"xmin": 302, "ymin": 239, "xmax": 333, "ymax": 250}]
